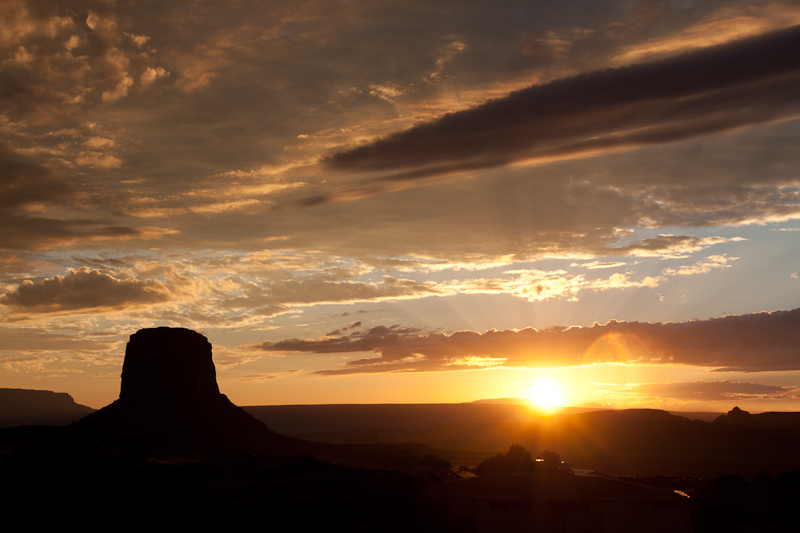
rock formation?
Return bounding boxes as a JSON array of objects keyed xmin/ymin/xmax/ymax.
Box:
[
  {"xmin": 119, "ymin": 327, "xmax": 221, "ymax": 404},
  {"xmin": 0, "ymin": 388, "xmax": 95, "ymax": 427},
  {"xmin": 73, "ymin": 327, "xmax": 302, "ymax": 455}
]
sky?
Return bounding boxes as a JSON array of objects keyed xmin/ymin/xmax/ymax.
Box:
[{"xmin": 1, "ymin": 0, "xmax": 799, "ymax": 412}]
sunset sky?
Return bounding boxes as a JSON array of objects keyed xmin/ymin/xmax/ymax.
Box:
[{"xmin": 2, "ymin": 0, "xmax": 799, "ymax": 412}]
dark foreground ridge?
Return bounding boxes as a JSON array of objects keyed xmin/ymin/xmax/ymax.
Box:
[
  {"xmin": 0, "ymin": 327, "xmax": 460, "ymax": 530},
  {"xmin": 3, "ymin": 328, "xmax": 800, "ymax": 531},
  {"xmin": 70, "ymin": 327, "xmax": 303, "ymax": 455}
]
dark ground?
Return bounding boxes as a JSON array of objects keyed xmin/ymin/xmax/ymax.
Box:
[{"xmin": 3, "ymin": 424, "xmax": 800, "ymax": 531}]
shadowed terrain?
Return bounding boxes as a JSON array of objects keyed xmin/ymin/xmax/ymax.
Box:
[
  {"xmin": 3, "ymin": 327, "xmax": 800, "ymax": 531},
  {"xmin": 0, "ymin": 327, "xmax": 459, "ymax": 530},
  {"xmin": 246, "ymin": 404, "xmax": 800, "ymax": 477}
]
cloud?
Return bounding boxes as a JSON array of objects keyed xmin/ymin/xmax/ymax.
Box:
[
  {"xmin": 251, "ymin": 309, "xmax": 800, "ymax": 374},
  {"xmin": 572, "ymin": 261, "xmax": 628, "ymax": 270},
  {"xmin": 0, "ymin": 266, "xmax": 172, "ymax": 314},
  {"xmin": 439, "ymin": 268, "xmax": 661, "ymax": 303},
  {"xmin": 2, "ymin": 2, "xmax": 793, "ymax": 265},
  {"xmin": 140, "ymin": 66, "xmax": 169, "ymax": 85},
  {"xmin": 612, "ymin": 1, "xmax": 800, "ymax": 63},
  {"xmin": 210, "ymin": 346, "xmax": 263, "ymax": 370},
  {"xmin": 235, "ymin": 369, "xmax": 302, "ymax": 382},
  {"xmin": 211, "ymin": 262, "xmax": 663, "ymax": 316},
  {"xmin": 662, "ymin": 254, "xmax": 738, "ymax": 276},
  {"xmin": 0, "ymin": 144, "xmax": 71, "ymax": 211},
  {"xmin": 633, "ymin": 380, "xmax": 799, "ymax": 402},
  {"xmin": 0, "ymin": 146, "xmax": 175, "ymax": 250},
  {"xmin": 219, "ymin": 275, "xmax": 438, "ymax": 313},
  {"xmin": 610, "ymin": 236, "xmax": 741, "ymax": 258},
  {"xmin": 252, "ymin": 324, "xmax": 424, "ymax": 354},
  {"xmin": 319, "ymin": 25, "xmax": 800, "ymax": 198},
  {"xmin": 75, "ymin": 247, "xmax": 740, "ymax": 326},
  {"xmin": 0, "ymin": 0, "xmax": 168, "ymax": 122},
  {"xmin": 0, "ymin": 353, "xmax": 59, "ymax": 373},
  {"xmin": 0, "ymin": 327, "xmax": 115, "ymax": 352}
]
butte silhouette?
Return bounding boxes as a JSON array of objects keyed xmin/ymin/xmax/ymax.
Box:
[{"xmin": 73, "ymin": 327, "xmax": 302, "ymax": 455}]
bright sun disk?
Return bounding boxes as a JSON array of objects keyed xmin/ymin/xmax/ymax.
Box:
[{"xmin": 528, "ymin": 379, "xmax": 566, "ymax": 409}]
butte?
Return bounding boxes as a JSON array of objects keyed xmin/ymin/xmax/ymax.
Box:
[{"xmin": 73, "ymin": 327, "xmax": 303, "ymax": 455}]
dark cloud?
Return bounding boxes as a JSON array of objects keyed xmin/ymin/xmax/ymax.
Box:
[
  {"xmin": 0, "ymin": 266, "xmax": 171, "ymax": 313},
  {"xmin": 0, "ymin": 145, "xmax": 70, "ymax": 210},
  {"xmin": 634, "ymin": 380, "xmax": 798, "ymax": 402},
  {"xmin": 0, "ymin": 146, "xmax": 168, "ymax": 250},
  {"xmin": 251, "ymin": 325, "xmax": 424, "ymax": 355},
  {"xmin": 609, "ymin": 235, "xmax": 731, "ymax": 256},
  {"xmin": 320, "ymin": 25, "xmax": 800, "ymax": 197},
  {"xmin": 325, "ymin": 321, "xmax": 362, "ymax": 336},
  {"xmin": 252, "ymin": 309, "xmax": 800, "ymax": 374},
  {"xmin": 0, "ymin": 146, "xmax": 80, "ymax": 249},
  {"xmin": 2, "ymin": 2, "xmax": 795, "ymax": 263}
]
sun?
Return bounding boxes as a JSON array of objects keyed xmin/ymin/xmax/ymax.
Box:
[{"xmin": 527, "ymin": 379, "xmax": 567, "ymax": 410}]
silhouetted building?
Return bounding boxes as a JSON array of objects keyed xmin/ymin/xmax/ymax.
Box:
[{"xmin": 443, "ymin": 472, "xmax": 691, "ymax": 532}]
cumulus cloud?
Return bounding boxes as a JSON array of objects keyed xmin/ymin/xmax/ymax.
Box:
[
  {"xmin": 319, "ymin": 25, "xmax": 800, "ymax": 198},
  {"xmin": 140, "ymin": 66, "xmax": 168, "ymax": 85},
  {"xmin": 0, "ymin": 266, "xmax": 172, "ymax": 314},
  {"xmin": 251, "ymin": 309, "xmax": 800, "ymax": 374},
  {"xmin": 0, "ymin": 0, "xmax": 168, "ymax": 121}
]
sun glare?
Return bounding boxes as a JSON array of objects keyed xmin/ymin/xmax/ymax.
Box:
[{"xmin": 528, "ymin": 379, "xmax": 567, "ymax": 410}]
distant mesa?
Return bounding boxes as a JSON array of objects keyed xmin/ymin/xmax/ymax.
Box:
[
  {"xmin": 0, "ymin": 388, "xmax": 95, "ymax": 428},
  {"xmin": 73, "ymin": 327, "xmax": 302, "ymax": 454},
  {"xmin": 712, "ymin": 405, "xmax": 800, "ymax": 429}
]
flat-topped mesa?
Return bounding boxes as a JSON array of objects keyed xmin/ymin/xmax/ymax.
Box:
[
  {"xmin": 72, "ymin": 327, "xmax": 306, "ymax": 455},
  {"xmin": 119, "ymin": 327, "xmax": 220, "ymax": 404}
]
